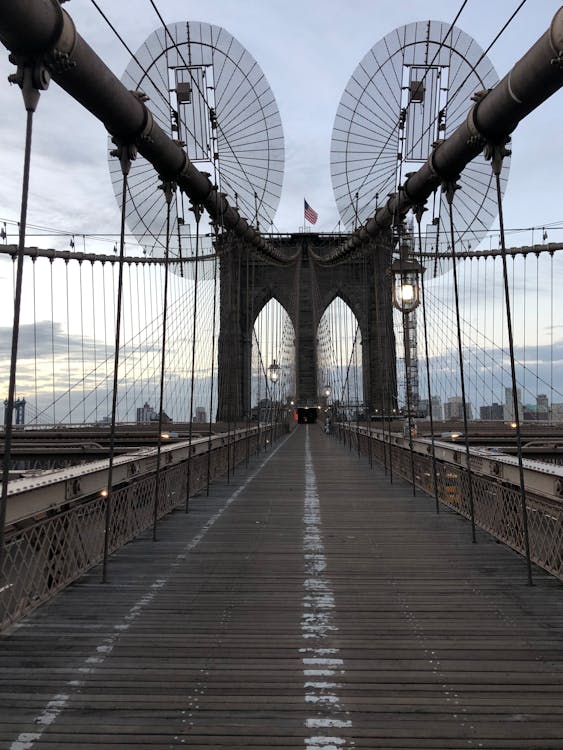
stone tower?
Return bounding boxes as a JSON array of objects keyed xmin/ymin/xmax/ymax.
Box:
[{"xmin": 216, "ymin": 233, "xmax": 397, "ymax": 421}]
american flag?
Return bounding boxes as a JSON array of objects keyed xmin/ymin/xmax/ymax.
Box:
[{"xmin": 304, "ymin": 199, "xmax": 318, "ymax": 225}]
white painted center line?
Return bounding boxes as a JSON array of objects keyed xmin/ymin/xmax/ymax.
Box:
[{"xmin": 302, "ymin": 427, "xmax": 353, "ymax": 749}]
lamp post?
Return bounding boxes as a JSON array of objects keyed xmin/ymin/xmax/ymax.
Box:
[
  {"xmin": 323, "ymin": 385, "xmax": 332, "ymax": 433},
  {"xmin": 268, "ymin": 359, "xmax": 280, "ymax": 445},
  {"xmin": 391, "ymin": 254, "xmax": 423, "ymax": 495}
]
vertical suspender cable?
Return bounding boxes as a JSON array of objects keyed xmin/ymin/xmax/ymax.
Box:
[
  {"xmin": 536, "ymin": 252, "xmax": 539, "ymax": 405},
  {"xmin": 206, "ymin": 250, "xmax": 219, "ymax": 495},
  {"xmin": 102, "ymin": 261, "xmax": 109, "ymax": 419},
  {"xmin": 126, "ymin": 262, "xmax": 134, "ymax": 419},
  {"xmin": 0, "ymin": 89, "xmax": 37, "ymax": 568},
  {"xmin": 135, "ymin": 256, "xmax": 143, "ymax": 416},
  {"xmin": 522, "ymin": 253, "xmax": 526, "ymax": 401},
  {"xmin": 185, "ymin": 205, "xmax": 202, "ymax": 512},
  {"xmin": 251, "ymin": 257, "xmax": 259, "ymax": 453},
  {"xmin": 83, "ymin": 262, "xmax": 99, "ymax": 424},
  {"xmin": 445, "ymin": 184, "xmax": 477, "ymax": 543},
  {"xmin": 50, "ymin": 260, "xmax": 55, "ymax": 424},
  {"xmin": 493, "ymin": 166, "xmax": 533, "ymax": 585},
  {"xmin": 65, "ymin": 260, "xmax": 72, "ymax": 420},
  {"xmin": 102, "ymin": 151, "xmax": 131, "ymax": 582},
  {"xmin": 372, "ymin": 243, "xmax": 389, "ymax": 477},
  {"xmin": 402, "ymin": 306, "xmax": 417, "ymax": 496},
  {"xmin": 245, "ymin": 248, "xmax": 251, "ymax": 467},
  {"xmin": 362, "ymin": 250, "xmax": 373, "ymax": 469},
  {"xmin": 152, "ymin": 182, "xmax": 173, "ymax": 541},
  {"xmin": 550, "ymin": 250, "xmax": 554, "ymax": 421},
  {"xmin": 416, "ymin": 211, "xmax": 440, "ymax": 512},
  {"xmin": 353, "ymin": 311, "xmax": 360, "ymax": 457},
  {"xmin": 79, "ymin": 260, "xmax": 86, "ymax": 424},
  {"xmin": 232, "ymin": 248, "xmax": 243, "ymax": 467},
  {"xmin": 32, "ymin": 257, "xmax": 38, "ymax": 422},
  {"xmin": 122, "ymin": 263, "xmax": 129, "ymax": 421},
  {"xmin": 257, "ymin": 305, "xmax": 262, "ymax": 452}
]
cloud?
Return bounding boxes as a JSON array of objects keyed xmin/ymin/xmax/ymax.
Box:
[{"xmin": 0, "ymin": 321, "xmax": 99, "ymax": 360}]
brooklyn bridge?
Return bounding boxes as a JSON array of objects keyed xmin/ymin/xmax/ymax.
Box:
[{"xmin": 1, "ymin": 1, "xmax": 563, "ymax": 747}]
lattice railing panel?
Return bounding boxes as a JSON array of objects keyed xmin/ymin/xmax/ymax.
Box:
[{"xmin": 2, "ymin": 496, "xmax": 107, "ymax": 627}]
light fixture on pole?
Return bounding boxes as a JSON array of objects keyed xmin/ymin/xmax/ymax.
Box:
[
  {"xmin": 268, "ymin": 359, "xmax": 280, "ymax": 383},
  {"xmin": 390, "ymin": 253, "xmax": 423, "ymax": 496},
  {"xmin": 391, "ymin": 256, "xmax": 424, "ymax": 313},
  {"xmin": 268, "ymin": 360, "xmax": 280, "ymax": 435},
  {"xmin": 323, "ymin": 384, "xmax": 333, "ymax": 434}
]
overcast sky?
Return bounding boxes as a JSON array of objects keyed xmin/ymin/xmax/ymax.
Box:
[{"xmin": 1, "ymin": 0, "xmax": 562, "ymax": 246}]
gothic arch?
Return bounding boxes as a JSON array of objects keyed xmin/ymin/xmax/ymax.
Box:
[
  {"xmin": 252, "ymin": 292, "xmax": 294, "ymax": 332},
  {"xmin": 318, "ymin": 289, "xmax": 365, "ymax": 346}
]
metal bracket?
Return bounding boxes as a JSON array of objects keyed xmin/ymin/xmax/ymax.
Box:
[
  {"xmin": 158, "ymin": 179, "xmax": 178, "ymax": 206},
  {"xmin": 110, "ymin": 139, "xmax": 137, "ymax": 176},
  {"xmin": 441, "ymin": 177, "xmax": 461, "ymax": 206},
  {"xmin": 189, "ymin": 202, "xmax": 204, "ymax": 224},
  {"xmin": 465, "ymin": 91, "xmax": 490, "ymax": 148},
  {"xmin": 483, "ymin": 137, "xmax": 512, "ymax": 176},
  {"xmin": 465, "ymin": 89, "xmax": 511, "ymax": 175},
  {"xmin": 6, "ymin": 2, "xmax": 76, "ymax": 113},
  {"xmin": 425, "ymin": 139, "xmax": 445, "ymax": 181},
  {"xmin": 7, "ymin": 57, "xmax": 51, "ymax": 112},
  {"xmin": 412, "ymin": 202, "xmax": 427, "ymax": 225},
  {"xmin": 129, "ymin": 91, "xmax": 154, "ymax": 145}
]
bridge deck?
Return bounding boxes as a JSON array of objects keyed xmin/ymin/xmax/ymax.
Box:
[{"xmin": 2, "ymin": 426, "xmax": 563, "ymax": 749}]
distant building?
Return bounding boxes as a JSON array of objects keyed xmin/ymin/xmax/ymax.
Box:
[
  {"xmin": 551, "ymin": 403, "xmax": 563, "ymax": 422},
  {"xmin": 480, "ymin": 402, "xmax": 504, "ymax": 420},
  {"xmin": 418, "ymin": 395, "xmax": 442, "ymax": 421},
  {"xmin": 137, "ymin": 402, "xmax": 157, "ymax": 423},
  {"xmin": 194, "ymin": 406, "xmax": 207, "ymax": 423},
  {"xmin": 537, "ymin": 394, "xmax": 549, "ymax": 420},
  {"xmin": 445, "ymin": 396, "xmax": 472, "ymax": 420},
  {"xmin": 523, "ymin": 395, "xmax": 550, "ymax": 421}
]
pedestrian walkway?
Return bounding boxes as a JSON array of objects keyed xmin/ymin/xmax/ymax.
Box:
[{"xmin": 1, "ymin": 425, "xmax": 563, "ymax": 749}]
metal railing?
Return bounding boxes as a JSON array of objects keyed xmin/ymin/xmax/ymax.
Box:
[
  {"xmin": 334, "ymin": 423, "xmax": 563, "ymax": 582},
  {"xmin": 1, "ymin": 422, "xmax": 287, "ymax": 630}
]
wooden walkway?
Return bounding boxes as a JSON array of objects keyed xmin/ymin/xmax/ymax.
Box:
[{"xmin": 2, "ymin": 426, "xmax": 563, "ymax": 749}]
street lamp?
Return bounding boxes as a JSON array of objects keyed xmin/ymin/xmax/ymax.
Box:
[
  {"xmin": 391, "ymin": 257, "xmax": 424, "ymax": 312},
  {"xmin": 322, "ymin": 385, "xmax": 333, "ymax": 433},
  {"xmin": 268, "ymin": 360, "xmax": 280, "ymax": 439},
  {"xmin": 390, "ymin": 253, "xmax": 423, "ymax": 496},
  {"xmin": 268, "ymin": 359, "xmax": 280, "ymax": 383}
]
